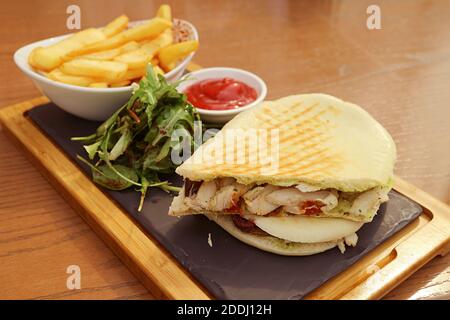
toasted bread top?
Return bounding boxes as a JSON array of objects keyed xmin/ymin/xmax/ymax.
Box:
[{"xmin": 177, "ymin": 94, "xmax": 396, "ymax": 192}]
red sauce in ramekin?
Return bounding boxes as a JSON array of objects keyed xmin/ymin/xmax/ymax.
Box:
[{"xmin": 185, "ymin": 77, "xmax": 257, "ymax": 110}]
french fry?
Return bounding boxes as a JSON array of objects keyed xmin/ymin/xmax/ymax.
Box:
[
  {"xmin": 81, "ymin": 41, "xmax": 139, "ymax": 60},
  {"xmin": 156, "ymin": 4, "xmax": 172, "ymax": 21},
  {"xmin": 82, "ymin": 47, "xmax": 121, "ymax": 61},
  {"xmin": 60, "ymin": 58, "xmax": 128, "ymax": 82},
  {"xmin": 140, "ymin": 28, "xmax": 173, "ymax": 56},
  {"xmin": 158, "ymin": 40, "xmax": 199, "ymax": 71},
  {"xmin": 28, "ymin": 47, "xmax": 41, "ymax": 69},
  {"xmin": 28, "ymin": 8, "xmax": 195, "ymax": 88},
  {"xmin": 72, "ymin": 18, "xmax": 172, "ymax": 56},
  {"xmin": 110, "ymin": 80, "xmax": 131, "ymax": 87},
  {"xmin": 36, "ymin": 69, "xmax": 49, "ymax": 77},
  {"xmin": 89, "ymin": 82, "xmax": 109, "ymax": 88},
  {"xmin": 120, "ymin": 41, "xmax": 141, "ymax": 53},
  {"xmin": 153, "ymin": 65, "xmax": 165, "ymax": 76},
  {"xmin": 30, "ymin": 28, "xmax": 106, "ymax": 70},
  {"xmin": 114, "ymin": 48, "xmax": 152, "ymax": 69},
  {"xmin": 102, "ymin": 15, "xmax": 129, "ymax": 37},
  {"xmin": 48, "ymin": 68, "xmax": 97, "ymax": 87},
  {"xmin": 165, "ymin": 63, "xmax": 176, "ymax": 72},
  {"xmin": 151, "ymin": 57, "xmax": 159, "ymax": 66},
  {"xmin": 121, "ymin": 67, "xmax": 147, "ymax": 81}
]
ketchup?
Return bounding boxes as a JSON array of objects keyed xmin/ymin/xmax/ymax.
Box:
[
  {"xmin": 300, "ymin": 201, "xmax": 325, "ymax": 215},
  {"xmin": 185, "ymin": 77, "xmax": 257, "ymax": 110}
]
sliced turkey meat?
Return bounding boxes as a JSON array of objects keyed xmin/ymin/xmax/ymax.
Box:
[
  {"xmin": 242, "ymin": 184, "xmax": 280, "ymax": 215},
  {"xmin": 169, "ymin": 186, "xmax": 190, "ymax": 214},
  {"xmin": 195, "ymin": 180, "xmax": 217, "ymax": 209},
  {"xmin": 349, "ymin": 187, "xmax": 389, "ymax": 217},
  {"xmin": 170, "ymin": 178, "xmax": 390, "ymax": 223},
  {"xmin": 266, "ymin": 188, "xmax": 338, "ymax": 213},
  {"xmin": 209, "ymin": 182, "xmax": 252, "ymax": 212}
]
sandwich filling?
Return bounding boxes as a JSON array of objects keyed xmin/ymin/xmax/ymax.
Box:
[
  {"xmin": 169, "ymin": 177, "xmax": 391, "ymax": 253},
  {"xmin": 170, "ymin": 177, "xmax": 390, "ymax": 222}
]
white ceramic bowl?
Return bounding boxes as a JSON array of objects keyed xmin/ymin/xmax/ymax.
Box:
[
  {"xmin": 177, "ymin": 67, "xmax": 267, "ymax": 123},
  {"xmin": 14, "ymin": 19, "xmax": 198, "ymax": 121}
]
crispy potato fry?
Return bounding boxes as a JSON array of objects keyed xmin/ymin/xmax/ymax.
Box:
[
  {"xmin": 114, "ymin": 48, "xmax": 152, "ymax": 69},
  {"xmin": 29, "ymin": 8, "xmax": 199, "ymax": 89},
  {"xmin": 36, "ymin": 69, "xmax": 49, "ymax": 77},
  {"xmin": 110, "ymin": 80, "xmax": 131, "ymax": 87},
  {"xmin": 28, "ymin": 47, "xmax": 41, "ymax": 69},
  {"xmin": 151, "ymin": 57, "xmax": 159, "ymax": 66},
  {"xmin": 81, "ymin": 41, "xmax": 140, "ymax": 60},
  {"xmin": 102, "ymin": 15, "xmax": 129, "ymax": 37},
  {"xmin": 60, "ymin": 58, "xmax": 127, "ymax": 81},
  {"xmin": 153, "ymin": 65, "xmax": 165, "ymax": 75},
  {"xmin": 140, "ymin": 28, "xmax": 173, "ymax": 56},
  {"xmin": 48, "ymin": 68, "xmax": 97, "ymax": 87},
  {"xmin": 158, "ymin": 40, "xmax": 199, "ymax": 71},
  {"xmin": 72, "ymin": 18, "xmax": 172, "ymax": 56},
  {"xmin": 165, "ymin": 63, "xmax": 176, "ymax": 72},
  {"xmin": 82, "ymin": 47, "xmax": 121, "ymax": 60},
  {"xmin": 120, "ymin": 41, "xmax": 140, "ymax": 53},
  {"xmin": 89, "ymin": 82, "xmax": 109, "ymax": 88},
  {"xmin": 156, "ymin": 4, "xmax": 172, "ymax": 21},
  {"xmin": 121, "ymin": 67, "xmax": 147, "ymax": 81},
  {"xmin": 30, "ymin": 28, "xmax": 106, "ymax": 71}
]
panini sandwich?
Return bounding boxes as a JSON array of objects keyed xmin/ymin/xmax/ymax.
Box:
[{"xmin": 169, "ymin": 94, "xmax": 396, "ymax": 256}]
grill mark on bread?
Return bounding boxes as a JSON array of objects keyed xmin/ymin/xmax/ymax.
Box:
[
  {"xmin": 188, "ymin": 101, "xmax": 342, "ymax": 177},
  {"xmin": 277, "ymin": 156, "xmax": 339, "ymax": 177},
  {"xmin": 255, "ymin": 102, "xmax": 317, "ymax": 130},
  {"xmin": 219, "ymin": 106, "xmax": 335, "ymax": 174},
  {"xmin": 201, "ymin": 152, "xmax": 338, "ymax": 178},
  {"xmin": 218, "ymin": 137, "xmax": 333, "ymax": 175},
  {"xmin": 255, "ymin": 103, "xmax": 333, "ymax": 139},
  {"xmin": 278, "ymin": 112, "xmax": 330, "ymax": 144}
]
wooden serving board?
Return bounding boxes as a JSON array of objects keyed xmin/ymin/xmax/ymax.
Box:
[{"xmin": 0, "ymin": 96, "xmax": 449, "ymax": 300}]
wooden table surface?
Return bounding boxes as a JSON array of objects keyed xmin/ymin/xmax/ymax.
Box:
[{"xmin": 0, "ymin": 0, "xmax": 449, "ymax": 300}]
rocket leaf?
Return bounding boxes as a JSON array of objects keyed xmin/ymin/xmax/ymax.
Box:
[{"xmin": 72, "ymin": 65, "xmax": 200, "ymax": 211}]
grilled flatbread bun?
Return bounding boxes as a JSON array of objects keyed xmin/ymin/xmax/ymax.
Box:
[
  {"xmin": 177, "ymin": 94, "xmax": 396, "ymax": 192},
  {"xmin": 206, "ymin": 214, "xmax": 338, "ymax": 256}
]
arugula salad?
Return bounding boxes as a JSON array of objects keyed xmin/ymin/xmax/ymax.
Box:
[{"xmin": 72, "ymin": 66, "xmax": 201, "ymax": 211}]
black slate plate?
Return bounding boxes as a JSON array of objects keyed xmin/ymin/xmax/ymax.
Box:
[{"xmin": 27, "ymin": 103, "xmax": 423, "ymax": 300}]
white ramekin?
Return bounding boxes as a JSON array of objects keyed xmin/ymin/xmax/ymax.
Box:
[{"xmin": 176, "ymin": 67, "xmax": 267, "ymax": 123}]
